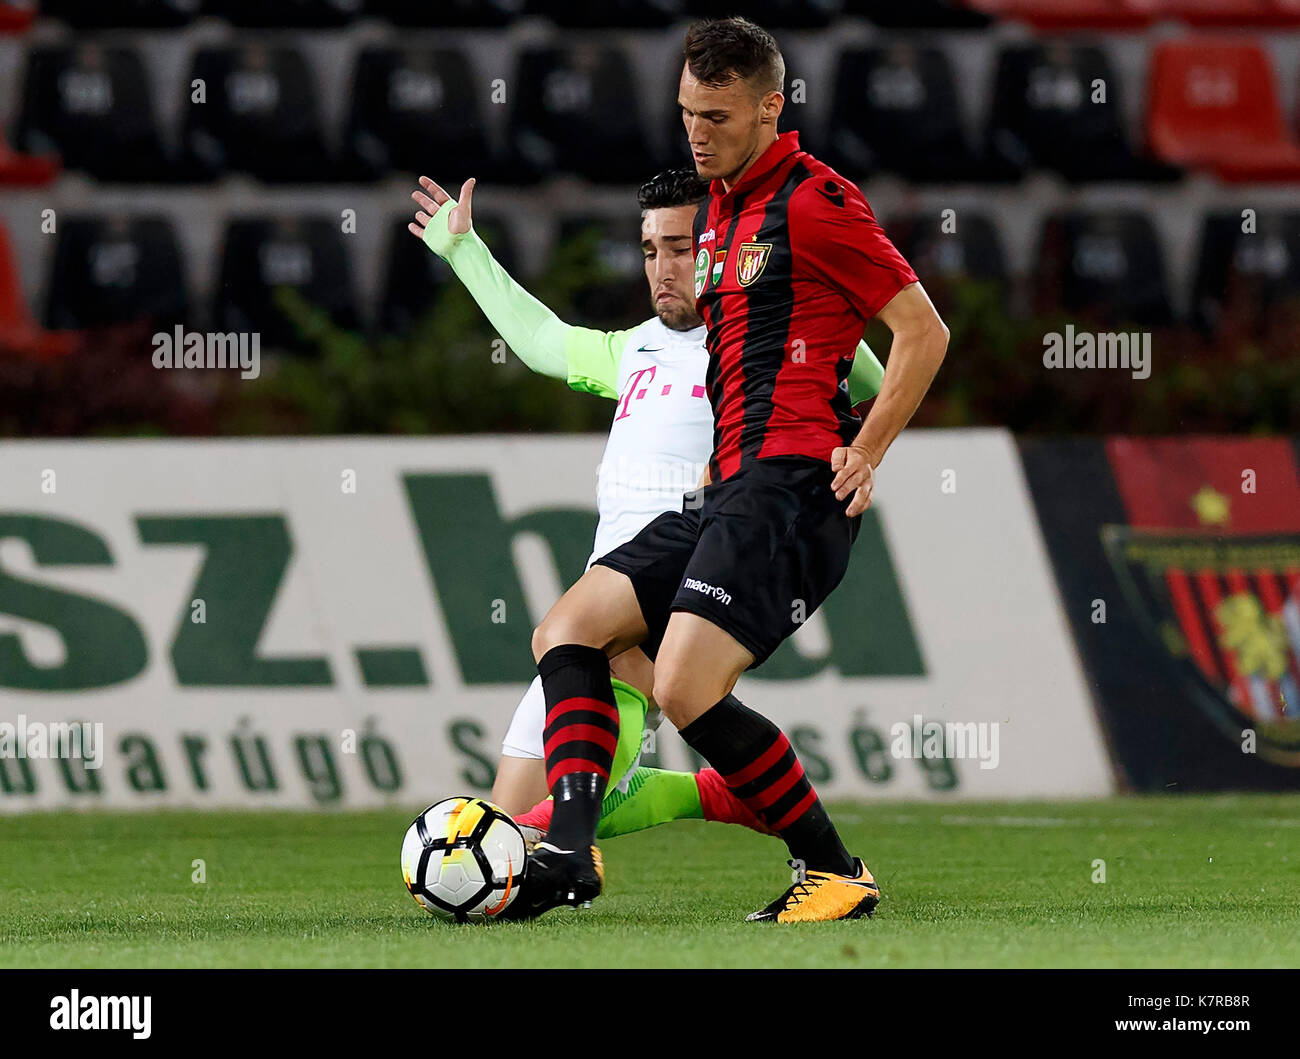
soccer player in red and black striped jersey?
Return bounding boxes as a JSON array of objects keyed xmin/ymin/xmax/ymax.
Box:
[{"xmin": 516, "ymin": 17, "xmax": 948, "ymax": 923}]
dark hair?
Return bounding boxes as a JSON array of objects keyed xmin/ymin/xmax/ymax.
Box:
[
  {"xmin": 637, "ymin": 167, "xmax": 710, "ymax": 211},
  {"xmin": 683, "ymin": 17, "xmax": 784, "ymax": 95}
]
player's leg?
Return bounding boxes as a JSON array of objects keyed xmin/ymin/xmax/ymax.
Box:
[
  {"xmin": 496, "ymin": 645, "xmax": 653, "ymax": 818},
  {"xmin": 652, "ymin": 460, "xmax": 878, "ymax": 921},
  {"xmin": 491, "ymin": 676, "xmax": 549, "ymax": 816},
  {"xmin": 517, "ymin": 765, "xmax": 774, "ymax": 840},
  {"xmin": 654, "ymin": 613, "xmax": 877, "ymax": 922},
  {"xmin": 528, "ymin": 564, "xmax": 648, "ymax": 854},
  {"xmin": 512, "ymin": 509, "xmax": 698, "ymax": 918}
]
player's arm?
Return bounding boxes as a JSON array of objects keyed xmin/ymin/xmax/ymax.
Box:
[
  {"xmin": 789, "ymin": 180, "xmax": 948, "ymax": 515},
  {"xmin": 851, "ymin": 284, "xmax": 948, "ymax": 471},
  {"xmin": 410, "ymin": 177, "xmax": 633, "ymax": 399}
]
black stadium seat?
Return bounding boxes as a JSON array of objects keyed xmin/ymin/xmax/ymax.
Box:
[
  {"xmin": 1193, "ymin": 210, "xmax": 1300, "ymax": 334},
  {"xmin": 827, "ymin": 43, "xmax": 1004, "ymax": 183},
  {"xmin": 684, "ymin": 0, "xmax": 842, "ymax": 27},
  {"xmin": 38, "ymin": 0, "xmax": 202, "ymax": 28},
  {"xmin": 214, "ymin": 217, "xmax": 358, "ymax": 352},
  {"xmin": 844, "ymin": 0, "xmax": 990, "ymax": 25},
  {"xmin": 552, "ymin": 215, "xmax": 647, "ymax": 331},
  {"xmin": 364, "ymin": 0, "xmax": 525, "ymax": 25},
  {"xmin": 380, "ymin": 214, "xmax": 518, "ymax": 336},
  {"xmin": 344, "ymin": 48, "xmax": 494, "ymax": 183},
  {"xmin": 15, "ymin": 45, "xmax": 172, "ymax": 182},
  {"xmin": 1034, "ymin": 210, "xmax": 1173, "ymax": 327},
  {"xmin": 204, "ymin": 0, "xmax": 362, "ymax": 26},
  {"xmin": 528, "ymin": 0, "xmax": 686, "ymax": 26},
  {"xmin": 890, "ymin": 211, "xmax": 1008, "ymax": 290},
  {"xmin": 508, "ymin": 46, "xmax": 654, "ymax": 183},
  {"xmin": 44, "ymin": 215, "xmax": 189, "ymax": 330},
  {"xmin": 181, "ymin": 45, "xmax": 334, "ymax": 183},
  {"xmin": 985, "ymin": 42, "xmax": 1176, "ymax": 183}
]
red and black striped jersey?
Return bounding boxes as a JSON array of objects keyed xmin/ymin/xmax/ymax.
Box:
[{"xmin": 692, "ymin": 131, "xmax": 918, "ymax": 482}]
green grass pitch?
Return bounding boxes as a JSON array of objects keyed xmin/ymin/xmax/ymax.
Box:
[{"xmin": 2, "ymin": 794, "xmax": 1297, "ymax": 968}]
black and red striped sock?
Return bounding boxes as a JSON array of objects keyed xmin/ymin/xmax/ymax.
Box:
[
  {"xmin": 679, "ymin": 693, "xmax": 854, "ymax": 876},
  {"xmin": 537, "ymin": 643, "xmax": 620, "ymax": 852}
]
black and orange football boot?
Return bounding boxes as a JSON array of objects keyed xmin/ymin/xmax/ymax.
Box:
[
  {"xmin": 746, "ymin": 858, "xmax": 880, "ymax": 923},
  {"xmin": 496, "ymin": 842, "xmax": 604, "ymax": 921}
]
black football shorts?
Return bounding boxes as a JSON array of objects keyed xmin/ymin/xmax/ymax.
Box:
[{"xmin": 594, "ymin": 455, "xmax": 862, "ymax": 668}]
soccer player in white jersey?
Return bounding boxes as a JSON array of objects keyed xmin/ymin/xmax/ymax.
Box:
[{"xmin": 408, "ymin": 168, "xmax": 885, "ymax": 846}]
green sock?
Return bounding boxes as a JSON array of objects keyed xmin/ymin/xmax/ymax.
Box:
[
  {"xmin": 605, "ymin": 677, "xmax": 648, "ymax": 793},
  {"xmin": 598, "ymin": 766, "xmax": 704, "ymax": 839}
]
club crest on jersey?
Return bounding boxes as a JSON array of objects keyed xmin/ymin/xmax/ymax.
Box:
[
  {"xmin": 694, "ymin": 247, "xmax": 710, "ymax": 298},
  {"xmin": 735, "ymin": 242, "xmax": 773, "ymax": 287}
]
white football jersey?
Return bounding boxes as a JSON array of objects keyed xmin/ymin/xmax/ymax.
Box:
[{"xmin": 589, "ymin": 316, "xmax": 712, "ymax": 567}]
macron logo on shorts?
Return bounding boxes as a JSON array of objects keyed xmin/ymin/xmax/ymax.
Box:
[{"xmin": 683, "ymin": 577, "xmax": 732, "ymax": 606}]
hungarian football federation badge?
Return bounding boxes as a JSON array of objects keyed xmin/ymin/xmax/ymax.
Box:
[{"xmin": 735, "ymin": 242, "xmax": 773, "ymax": 287}]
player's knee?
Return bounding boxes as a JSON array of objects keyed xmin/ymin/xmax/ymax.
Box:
[
  {"xmin": 649, "ymin": 667, "xmax": 697, "ymax": 728},
  {"xmin": 531, "ymin": 612, "xmax": 586, "ymax": 662}
]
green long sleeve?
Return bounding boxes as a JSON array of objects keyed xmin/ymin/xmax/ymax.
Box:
[
  {"xmin": 848, "ymin": 338, "xmax": 885, "ymax": 404},
  {"xmin": 421, "ymin": 198, "xmax": 633, "ymax": 399}
]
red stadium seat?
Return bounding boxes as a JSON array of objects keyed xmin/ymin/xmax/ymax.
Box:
[
  {"xmin": 1130, "ymin": 0, "xmax": 1280, "ymax": 23},
  {"xmin": 0, "ymin": 136, "xmax": 58, "ymax": 186},
  {"xmin": 0, "ymin": 222, "xmax": 77, "ymax": 359},
  {"xmin": 964, "ymin": 0, "xmax": 1151, "ymax": 28},
  {"xmin": 0, "ymin": 2, "xmax": 34, "ymax": 33},
  {"xmin": 1146, "ymin": 39, "xmax": 1300, "ymax": 183}
]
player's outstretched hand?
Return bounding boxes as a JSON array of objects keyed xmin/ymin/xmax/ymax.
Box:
[
  {"xmin": 830, "ymin": 444, "xmax": 876, "ymax": 517},
  {"xmin": 408, "ymin": 176, "xmax": 475, "ymax": 241}
]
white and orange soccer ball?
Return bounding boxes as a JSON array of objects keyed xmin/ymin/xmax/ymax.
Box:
[{"xmin": 401, "ymin": 797, "xmax": 526, "ymax": 922}]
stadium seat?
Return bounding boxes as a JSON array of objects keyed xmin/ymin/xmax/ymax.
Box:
[
  {"xmin": 214, "ymin": 217, "xmax": 358, "ymax": 352},
  {"xmin": 380, "ymin": 214, "xmax": 518, "ymax": 336},
  {"xmin": 204, "ymin": 0, "xmax": 362, "ymax": 25},
  {"xmin": 364, "ymin": 0, "xmax": 525, "ymax": 25},
  {"xmin": 844, "ymin": 0, "xmax": 992, "ymax": 25},
  {"xmin": 684, "ymin": 0, "xmax": 842, "ymax": 27},
  {"xmin": 343, "ymin": 48, "xmax": 494, "ymax": 183},
  {"xmin": 1192, "ymin": 210, "xmax": 1300, "ymax": 333},
  {"xmin": 965, "ymin": 0, "xmax": 1151, "ymax": 28},
  {"xmin": 0, "ymin": 1, "xmax": 34, "ymax": 33},
  {"xmin": 827, "ymin": 43, "xmax": 1003, "ymax": 183},
  {"xmin": 986, "ymin": 42, "xmax": 1176, "ymax": 182},
  {"xmin": 889, "ymin": 211, "xmax": 1008, "ymax": 289},
  {"xmin": 508, "ymin": 46, "xmax": 654, "ymax": 183},
  {"xmin": 181, "ymin": 45, "xmax": 334, "ymax": 183},
  {"xmin": 1146, "ymin": 39, "xmax": 1300, "ymax": 183},
  {"xmin": 1034, "ymin": 210, "xmax": 1173, "ymax": 327},
  {"xmin": 15, "ymin": 44, "xmax": 173, "ymax": 182},
  {"xmin": 550, "ymin": 215, "xmax": 647, "ymax": 331},
  {"xmin": 528, "ymin": 0, "xmax": 686, "ymax": 26},
  {"xmin": 0, "ymin": 222, "xmax": 77, "ymax": 359},
  {"xmin": 1131, "ymin": 0, "xmax": 1278, "ymax": 23},
  {"xmin": 37, "ymin": 0, "xmax": 200, "ymax": 27},
  {"xmin": 0, "ymin": 135, "xmax": 58, "ymax": 186},
  {"xmin": 44, "ymin": 215, "xmax": 189, "ymax": 331}
]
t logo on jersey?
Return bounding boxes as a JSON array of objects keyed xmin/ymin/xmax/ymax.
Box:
[{"xmin": 735, "ymin": 242, "xmax": 773, "ymax": 287}]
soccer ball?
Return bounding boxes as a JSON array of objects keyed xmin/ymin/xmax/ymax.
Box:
[{"xmin": 401, "ymin": 796, "xmax": 526, "ymax": 922}]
